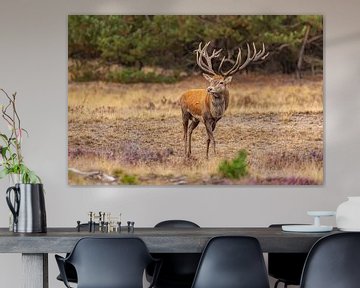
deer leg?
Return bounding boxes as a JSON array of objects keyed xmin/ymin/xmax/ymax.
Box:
[
  {"xmin": 212, "ymin": 121, "xmax": 217, "ymax": 154},
  {"xmin": 183, "ymin": 115, "xmax": 189, "ymax": 155},
  {"xmin": 187, "ymin": 120, "xmax": 199, "ymax": 157},
  {"xmin": 206, "ymin": 137, "xmax": 211, "ymax": 159},
  {"xmin": 205, "ymin": 120, "xmax": 216, "ymax": 159},
  {"xmin": 182, "ymin": 111, "xmax": 190, "ymax": 156}
]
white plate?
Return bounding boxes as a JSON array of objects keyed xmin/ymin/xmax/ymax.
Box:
[
  {"xmin": 307, "ymin": 211, "xmax": 336, "ymax": 217},
  {"xmin": 338, "ymin": 227, "xmax": 360, "ymax": 232},
  {"xmin": 282, "ymin": 225, "xmax": 333, "ymax": 232}
]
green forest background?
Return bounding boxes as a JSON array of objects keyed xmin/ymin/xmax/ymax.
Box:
[{"xmin": 68, "ymin": 15, "xmax": 323, "ymax": 83}]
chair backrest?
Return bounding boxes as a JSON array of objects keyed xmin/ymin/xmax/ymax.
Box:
[
  {"xmin": 191, "ymin": 236, "xmax": 270, "ymax": 288},
  {"xmin": 268, "ymin": 224, "xmax": 308, "ymax": 285},
  {"xmin": 152, "ymin": 220, "xmax": 201, "ymax": 286},
  {"xmin": 155, "ymin": 219, "xmax": 200, "ymax": 228},
  {"xmin": 300, "ymin": 232, "xmax": 360, "ymax": 288},
  {"xmin": 67, "ymin": 237, "xmax": 154, "ymax": 288}
]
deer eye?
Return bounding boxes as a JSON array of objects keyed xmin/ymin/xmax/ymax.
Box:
[{"xmin": 219, "ymin": 81, "xmax": 224, "ymax": 85}]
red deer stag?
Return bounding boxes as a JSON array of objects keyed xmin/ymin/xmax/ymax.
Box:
[{"xmin": 180, "ymin": 41, "xmax": 268, "ymax": 159}]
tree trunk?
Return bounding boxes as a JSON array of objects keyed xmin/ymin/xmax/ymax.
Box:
[{"xmin": 296, "ymin": 25, "xmax": 311, "ymax": 79}]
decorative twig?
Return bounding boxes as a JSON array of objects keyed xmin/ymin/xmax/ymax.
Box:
[
  {"xmin": 0, "ymin": 89, "xmax": 23, "ymax": 164},
  {"xmin": 0, "ymin": 88, "xmax": 40, "ymax": 183}
]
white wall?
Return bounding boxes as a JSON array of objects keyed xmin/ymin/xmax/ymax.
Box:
[{"xmin": 0, "ymin": 0, "xmax": 360, "ymax": 287}]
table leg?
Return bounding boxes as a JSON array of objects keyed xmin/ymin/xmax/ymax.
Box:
[{"xmin": 22, "ymin": 253, "xmax": 48, "ymax": 288}]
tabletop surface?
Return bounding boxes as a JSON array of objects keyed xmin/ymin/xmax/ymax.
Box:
[{"xmin": 0, "ymin": 227, "xmax": 339, "ymax": 253}]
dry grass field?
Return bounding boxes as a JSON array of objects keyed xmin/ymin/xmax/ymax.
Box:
[{"xmin": 68, "ymin": 74, "xmax": 323, "ymax": 185}]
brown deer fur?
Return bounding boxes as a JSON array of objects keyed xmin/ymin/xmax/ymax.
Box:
[
  {"xmin": 180, "ymin": 41, "xmax": 268, "ymax": 159},
  {"xmin": 180, "ymin": 74, "xmax": 231, "ymax": 159}
]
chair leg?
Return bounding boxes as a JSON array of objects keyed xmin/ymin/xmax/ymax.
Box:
[{"xmin": 274, "ymin": 280, "xmax": 288, "ymax": 288}]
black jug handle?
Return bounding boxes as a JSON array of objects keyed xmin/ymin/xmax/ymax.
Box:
[{"xmin": 6, "ymin": 186, "xmax": 20, "ymax": 224}]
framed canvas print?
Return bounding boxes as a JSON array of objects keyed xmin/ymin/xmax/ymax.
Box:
[{"xmin": 68, "ymin": 15, "xmax": 323, "ymax": 185}]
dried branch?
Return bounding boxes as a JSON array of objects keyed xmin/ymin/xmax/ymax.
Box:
[
  {"xmin": 0, "ymin": 90, "xmax": 23, "ymax": 163},
  {"xmin": 0, "ymin": 88, "xmax": 38, "ymax": 182}
]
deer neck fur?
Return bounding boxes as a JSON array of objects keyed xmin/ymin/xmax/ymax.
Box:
[{"xmin": 205, "ymin": 90, "xmax": 229, "ymax": 119}]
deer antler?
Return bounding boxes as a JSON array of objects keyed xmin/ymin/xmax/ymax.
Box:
[
  {"xmin": 195, "ymin": 41, "xmax": 269, "ymax": 77},
  {"xmin": 195, "ymin": 42, "xmax": 222, "ymax": 75},
  {"xmin": 219, "ymin": 42, "xmax": 269, "ymax": 77}
]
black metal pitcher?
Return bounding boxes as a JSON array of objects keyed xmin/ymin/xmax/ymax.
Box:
[{"xmin": 6, "ymin": 183, "xmax": 47, "ymax": 233}]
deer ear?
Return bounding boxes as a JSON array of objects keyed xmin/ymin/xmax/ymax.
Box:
[
  {"xmin": 202, "ymin": 73, "xmax": 213, "ymax": 82},
  {"xmin": 224, "ymin": 76, "xmax": 232, "ymax": 84}
]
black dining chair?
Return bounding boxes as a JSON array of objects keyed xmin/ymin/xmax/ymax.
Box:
[
  {"xmin": 55, "ymin": 237, "xmax": 161, "ymax": 288},
  {"xmin": 56, "ymin": 223, "xmax": 99, "ymax": 284},
  {"xmin": 300, "ymin": 232, "xmax": 360, "ymax": 288},
  {"xmin": 147, "ymin": 220, "xmax": 201, "ymax": 288},
  {"xmin": 268, "ymin": 224, "xmax": 308, "ymax": 288},
  {"xmin": 56, "ymin": 262, "xmax": 77, "ymax": 284},
  {"xmin": 191, "ymin": 236, "xmax": 270, "ymax": 288}
]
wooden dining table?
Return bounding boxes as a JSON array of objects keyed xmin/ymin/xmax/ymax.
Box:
[{"xmin": 0, "ymin": 226, "xmax": 339, "ymax": 288}]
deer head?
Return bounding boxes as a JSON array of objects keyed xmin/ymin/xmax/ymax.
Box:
[{"xmin": 195, "ymin": 41, "xmax": 269, "ymax": 93}]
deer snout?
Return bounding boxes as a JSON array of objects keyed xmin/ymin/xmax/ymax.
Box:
[{"xmin": 207, "ymin": 87, "xmax": 213, "ymax": 93}]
